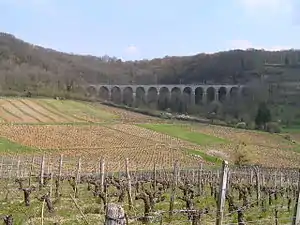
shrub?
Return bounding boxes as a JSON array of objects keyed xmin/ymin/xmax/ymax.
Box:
[
  {"xmin": 236, "ymin": 122, "xmax": 246, "ymax": 129},
  {"xmin": 213, "ymin": 120, "xmax": 228, "ymax": 126},
  {"xmin": 284, "ymin": 135, "xmax": 291, "ymax": 141},
  {"xmin": 234, "ymin": 151, "xmax": 250, "ymax": 166},
  {"xmin": 246, "ymin": 122, "xmax": 256, "ymax": 130},
  {"xmin": 233, "ymin": 143, "xmax": 250, "ymax": 166},
  {"xmin": 266, "ymin": 122, "xmax": 281, "ymax": 133},
  {"xmin": 224, "ymin": 115, "xmax": 233, "ymax": 124},
  {"xmin": 160, "ymin": 112, "xmax": 172, "ymax": 119},
  {"xmin": 229, "ymin": 118, "xmax": 239, "ymax": 126},
  {"xmin": 240, "ymin": 114, "xmax": 251, "ymax": 124},
  {"xmin": 255, "ymin": 102, "xmax": 271, "ymax": 127}
]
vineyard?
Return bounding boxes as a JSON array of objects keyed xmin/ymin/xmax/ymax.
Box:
[
  {"xmin": 0, "ymin": 97, "xmax": 299, "ymax": 224},
  {"xmin": 0, "ymin": 156, "xmax": 299, "ymax": 224}
]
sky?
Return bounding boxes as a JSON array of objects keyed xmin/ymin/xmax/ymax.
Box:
[{"xmin": 0, "ymin": 0, "xmax": 299, "ymax": 61}]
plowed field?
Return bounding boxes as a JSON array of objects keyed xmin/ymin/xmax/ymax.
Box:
[
  {"xmin": 0, "ymin": 98, "xmax": 118, "ymax": 123},
  {"xmin": 0, "ymin": 97, "xmax": 298, "ymax": 170}
]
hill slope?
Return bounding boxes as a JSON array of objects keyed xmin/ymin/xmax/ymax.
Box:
[
  {"xmin": 0, "ymin": 97, "xmax": 299, "ymax": 168},
  {"xmin": 1, "ymin": 32, "xmax": 300, "ymax": 95}
]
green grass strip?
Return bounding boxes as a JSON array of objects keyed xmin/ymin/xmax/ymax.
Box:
[
  {"xmin": 139, "ymin": 123, "xmax": 227, "ymax": 145},
  {"xmin": 0, "ymin": 137, "xmax": 39, "ymax": 153},
  {"xmin": 282, "ymin": 126, "xmax": 300, "ymax": 133}
]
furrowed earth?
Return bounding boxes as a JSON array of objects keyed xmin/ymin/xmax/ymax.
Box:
[{"xmin": 0, "ymin": 97, "xmax": 299, "ymax": 171}]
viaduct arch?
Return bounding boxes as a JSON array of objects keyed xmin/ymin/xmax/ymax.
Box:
[{"xmin": 85, "ymin": 84, "xmax": 245, "ymax": 109}]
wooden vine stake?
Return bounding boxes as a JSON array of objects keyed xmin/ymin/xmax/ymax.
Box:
[
  {"xmin": 100, "ymin": 157, "xmax": 105, "ymax": 192},
  {"xmin": 292, "ymin": 169, "xmax": 300, "ymax": 225},
  {"xmin": 28, "ymin": 156, "xmax": 35, "ymax": 186},
  {"xmin": 169, "ymin": 160, "xmax": 179, "ymax": 219},
  {"xmin": 215, "ymin": 160, "xmax": 229, "ymax": 225},
  {"xmin": 16, "ymin": 156, "xmax": 21, "ymax": 178},
  {"xmin": 254, "ymin": 166, "xmax": 261, "ymax": 205},
  {"xmin": 58, "ymin": 154, "xmax": 63, "ymax": 178},
  {"xmin": 125, "ymin": 158, "xmax": 133, "ymax": 210},
  {"xmin": 197, "ymin": 163, "xmax": 203, "ymax": 195},
  {"xmin": 39, "ymin": 154, "xmax": 45, "ymax": 190},
  {"xmin": 75, "ymin": 157, "xmax": 81, "ymax": 198},
  {"xmin": 153, "ymin": 163, "xmax": 157, "ymax": 191},
  {"xmin": 55, "ymin": 154, "xmax": 63, "ymax": 198}
]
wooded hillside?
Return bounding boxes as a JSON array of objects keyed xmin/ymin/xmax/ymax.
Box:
[{"xmin": 1, "ymin": 32, "xmax": 300, "ymax": 95}]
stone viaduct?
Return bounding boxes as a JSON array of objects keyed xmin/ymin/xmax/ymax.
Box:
[{"xmin": 85, "ymin": 84, "xmax": 246, "ymax": 108}]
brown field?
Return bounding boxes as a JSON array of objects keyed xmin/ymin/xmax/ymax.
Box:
[
  {"xmin": 0, "ymin": 98, "xmax": 125, "ymax": 123},
  {"xmin": 0, "ymin": 124, "xmax": 199, "ymax": 171},
  {"xmin": 0, "ymin": 98, "xmax": 200, "ymax": 171},
  {"xmin": 0, "ymin": 98, "xmax": 299, "ymax": 171}
]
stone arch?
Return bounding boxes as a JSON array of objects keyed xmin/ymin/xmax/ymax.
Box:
[
  {"xmin": 230, "ymin": 87, "xmax": 239, "ymax": 100},
  {"xmin": 207, "ymin": 87, "xmax": 216, "ymax": 103},
  {"xmin": 183, "ymin": 87, "xmax": 192, "ymax": 104},
  {"xmin": 135, "ymin": 87, "xmax": 146, "ymax": 107},
  {"xmin": 111, "ymin": 86, "xmax": 122, "ymax": 104},
  {"xmin": 218, "ymin": 87, "xmax": 227, "ymax": 102},
  {"xmin": 99, "ymin": 86, "xmax": 110, "ymax": 101},
  {"xmin": 86, "ymin": 86, "xmax": 97, "ymax": 97},
  {"xmin": 170, "ymin": 87, "xmax": 182, "ymax": 112},
  {"xmin": 158, "ymin": 87, "xmax": 170, "ymax": 110},
  {"xmin": 195, "ymin": 87, "xmax": 204, "ymax": 104},
  {"xmin": 147, "ymin": 87, "xmax": 158, "ymax": 109},
  {"xmin": 182, "ymin": 87, "xmax": 192, "ymax": 113},
  {"xmin": 123, "ymin": 87, "xmax": 134, "ymax": 106}
]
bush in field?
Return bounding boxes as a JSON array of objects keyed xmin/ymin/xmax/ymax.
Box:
[
  {"xmin": 255, "ymin": 102, "xmax": 271, "ymax": 129},
  {"xmin": 233, "ymin": 143, "xmax": 250, "ymax": 166},
  {"xmin": 266, "ymin": 122, "xmax": 281, "ymax": 133},
  {"xmin": 236, "ymin": 122, "xmax": 246, "ymax": 129},
  {"xmin": 246, "ymin": 122, "xmax": 256, "ymax": 130},
  {"xmin": 234, "ymin": 152, "xmax": 250, "ymax": 166},
  {"xmin": 284, "ymin": 134, "xmax": 292, "ymax": 141},
  {"xmin": 160, "ymin": 112, "xmax": 172, "ymax": 119}
]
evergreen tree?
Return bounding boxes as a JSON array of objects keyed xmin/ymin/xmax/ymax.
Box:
[
  {"xmin": 285, "ymin": 56, "xmax": 289, "ymax": 65},
  {"xmin": 255, "ymin": 102, "xmax": 271, "ymax": 128}
]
